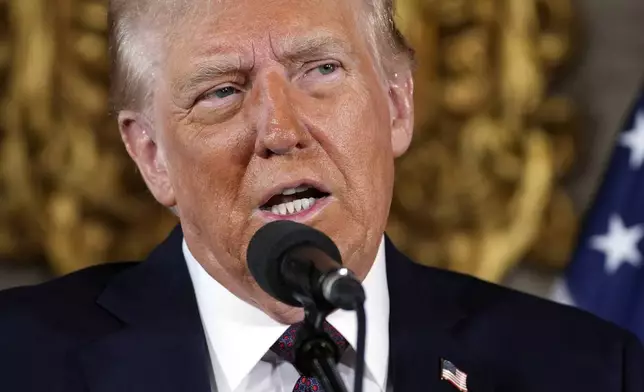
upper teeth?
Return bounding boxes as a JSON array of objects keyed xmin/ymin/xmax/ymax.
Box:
[
  {"xmin": 271, "ymin": 197, "xmax": 317, "ymax": 216},
  {"xmin": 281, "ymin": 185, "xmax": 310, "ymax": 196}
]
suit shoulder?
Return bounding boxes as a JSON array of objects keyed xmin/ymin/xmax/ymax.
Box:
[
  {"xmin": 0, "ymin": 262, "xmax": 137, "ymax": 324},
  {"xmin": 421, "ymin": 266, "xmax": 644, "ymax": 388},
  {"xmin": 469, "ymin": 272, "xmax": 621, "ymax": 333},
  {"xmin": 424, "ymin": 265, "xmax": 639, "ymax": 350},
  {"xmin": 0, "ymin": 262, "xmax": 138, "ymax": 391}
]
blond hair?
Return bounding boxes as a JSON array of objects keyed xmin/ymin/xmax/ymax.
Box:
[{"xmin": 108, "ymin": 0, "xmax": 413, "ymax": 113}]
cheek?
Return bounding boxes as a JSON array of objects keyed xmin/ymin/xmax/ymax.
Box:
[
  {"xmin": 341, "ymin": 84, "xmax": 392, "ymax": 163},
  {"xmin": 162, "ymin": 118, "xmax": 254, "ymax": 232},
  {"xmin": 320, "ymin": 81, "xmax": 395, "ymax": 207}
]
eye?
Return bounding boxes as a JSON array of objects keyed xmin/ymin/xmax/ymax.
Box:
[
  {"xmin": 300, "ymin": 62, "xmax": 343, "ymax": 86},
  {"xmin": 193, "ymin": 84, "xmax": 244, "ymax": 110},
  {"xmin": 195, "ymin": 85, "xmax": 243, "ymax": 106},
  {"xmin": 210, "ymin": 86, "xmax": 240, "ymax": 99},
  {"xmin": 316, "ymin": 63, "xmax": 338, "ymax": 76}
]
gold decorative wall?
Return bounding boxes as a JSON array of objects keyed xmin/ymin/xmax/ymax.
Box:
[
  {"xmin": 0, "ymin": 0, "xmax": 176, "ymax": 274},
  {"xmin": 390, "ymin": 0, "xmax": 578, "ymax": 281},
  {"xmin": 0, "ymin": 0, "xmax": 577, "ymax": 282}
]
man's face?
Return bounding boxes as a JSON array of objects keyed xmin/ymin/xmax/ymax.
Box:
[{"xmin": 121, "ymin": 0, "xmax": 413, "ymax": 322}]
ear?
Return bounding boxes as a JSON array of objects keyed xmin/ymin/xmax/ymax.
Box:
[
  {"xmin": 118, "ymin": 111, "xmax": 176, "ymax": 207},
  {"xmin": 388, "ymin": 69, "xmax": 414, "ymax": 157}
]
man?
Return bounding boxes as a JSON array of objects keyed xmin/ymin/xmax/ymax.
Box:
[{"xmin": 0, "ymin": 0, "xmax": 642, "ymax": 391}]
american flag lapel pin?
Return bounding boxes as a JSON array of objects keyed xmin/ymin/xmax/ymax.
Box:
[{"xmin": 441, "ymin": 358, "xmax": 468, "ymax": 392}]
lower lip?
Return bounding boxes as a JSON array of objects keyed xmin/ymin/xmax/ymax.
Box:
[{"xmin": 255, "ymin": 196, "xmax": 333, "ymax": 223}]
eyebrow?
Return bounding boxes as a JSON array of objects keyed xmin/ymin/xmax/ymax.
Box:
[
  {"xmin": 173, "ymin": 33, "xmax": 354, "ymax": 97},
  {"xmin": 275, "ymin": 33, "xmax": 355, "ymax": 64},
  {"xmin": 173, "ymin": 56, "xmax": 249, "ymax": 97}
]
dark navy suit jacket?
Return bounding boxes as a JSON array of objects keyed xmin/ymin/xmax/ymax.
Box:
[{"xmin": 1, "ymin": 226, "xmax": 643, "ymax": 392}]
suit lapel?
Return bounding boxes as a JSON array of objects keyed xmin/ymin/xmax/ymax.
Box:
[
  {"xmin": 385, "ymin": 237, "xmax": 498, "ymax": 392},
  {"xmin": 78, "ymin": 225, "xmax": 212, "ymax": 392}
]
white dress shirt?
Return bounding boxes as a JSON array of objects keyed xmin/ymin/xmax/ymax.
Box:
[{"xmin": 184, "ymin": 237, "xmax": 390, "ymax": 392}]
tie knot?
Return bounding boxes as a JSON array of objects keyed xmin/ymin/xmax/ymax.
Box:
[{"xmin": 271, "ymin": 321, "xmax": 349, "ymax": 364}]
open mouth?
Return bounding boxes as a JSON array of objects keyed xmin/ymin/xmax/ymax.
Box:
[{"xmin": 260, "ymin": 185, "xmax": 331, "ymax": 216}]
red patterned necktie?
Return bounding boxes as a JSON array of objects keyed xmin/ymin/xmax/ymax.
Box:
[{"xmin": 271, "ymin": 321, "xmax": 349, "ymax": 392}]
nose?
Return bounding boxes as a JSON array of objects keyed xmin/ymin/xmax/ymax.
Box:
[{"xmin": 252, "ymin": 71, "xmax": 311, "ymax": 158}]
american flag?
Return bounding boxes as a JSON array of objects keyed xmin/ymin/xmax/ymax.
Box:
[
  {"xmin": 441, "ymin": 359, "xmax": 468, "ymax": 391},
  {"xmin": 552, "ymin": 86, "xmax": 644, "ymax": 342}
]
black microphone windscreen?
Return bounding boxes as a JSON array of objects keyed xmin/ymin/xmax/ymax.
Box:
[{"xmin": 246, "ymin": 220, "xmax": 342, "ymax": 306}]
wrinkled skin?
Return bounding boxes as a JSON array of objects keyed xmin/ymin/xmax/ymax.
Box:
[{"xmin": 119, "ymin": 0, "xmax": 414, "ymax": 323}]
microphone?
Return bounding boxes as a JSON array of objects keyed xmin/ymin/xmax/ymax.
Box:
[
  {"xmin": 248, "ymin": 220, "xmax": 368, "ymax": 392},
  {"xmin": 247, "ymin": 220, "xmax": 366, "ymax": 311}
]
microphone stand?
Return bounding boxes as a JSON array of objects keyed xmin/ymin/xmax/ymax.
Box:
[{"xmin": 294, "ymin": 305, "xmax": 349, "ymax": 392}]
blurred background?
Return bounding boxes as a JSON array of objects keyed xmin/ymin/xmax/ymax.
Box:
[{"xmin": 1, "ymin": 0, "xmax": 643, "ymax": 337}]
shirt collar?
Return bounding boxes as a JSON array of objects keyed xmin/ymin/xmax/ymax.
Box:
[{"xmin": 184, "ymin": 236, "xmax": 389, "ymax": 392}]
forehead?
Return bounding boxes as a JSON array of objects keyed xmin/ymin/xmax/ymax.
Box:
[{"xmin": 163, "ymin": 0, "xmax": 366, "ymax": 60}]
